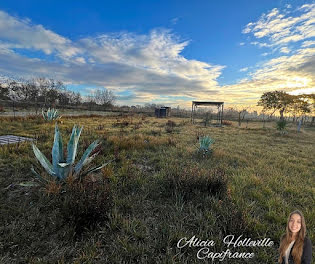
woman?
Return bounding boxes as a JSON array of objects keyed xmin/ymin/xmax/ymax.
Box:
[{"xmin": 279, "ymin": 210, "xmax": 312, "ymax": 264}]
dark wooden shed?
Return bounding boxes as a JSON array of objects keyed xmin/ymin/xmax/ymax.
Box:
[{"xmin": 155, "ymin": 107, "xmax": 171, "ymax": 118}]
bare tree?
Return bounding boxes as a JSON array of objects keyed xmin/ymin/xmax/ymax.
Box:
[{"xmin": 94, "ymin": 88, "xmax": 116, "ymax": 107}]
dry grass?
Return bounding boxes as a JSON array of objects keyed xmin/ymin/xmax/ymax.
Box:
[{"xmin": 0, "ymin": 114, "xmax": 314, "ymax": 263}]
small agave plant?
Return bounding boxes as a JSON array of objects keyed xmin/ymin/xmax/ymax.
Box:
[
  {"xmin": 198, "ymin": 136, "xmax": 215, "ymax": 156},
  {"xmin": 32, "ymin": 124, "xmax": 109, "ymax": 181},
  {"xmin": 42, "ymin": 108, "xmax": 60, "ymax": 121}
]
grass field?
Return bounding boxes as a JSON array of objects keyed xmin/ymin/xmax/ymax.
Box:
[{"xmin": 0, "ymin": 114, "xmax": 314, "ymax": 263}]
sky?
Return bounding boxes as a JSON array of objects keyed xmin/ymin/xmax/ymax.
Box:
[{"xmin": 0, "ymin": 0, "xmax": 314, "ymax": 108}]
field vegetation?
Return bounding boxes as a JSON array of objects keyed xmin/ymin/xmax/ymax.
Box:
[{"xmin": 0, "ymin": 114, "xmax": 314, "ymax": 263}]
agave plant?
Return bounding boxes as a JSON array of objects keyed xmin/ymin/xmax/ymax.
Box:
[
  {"xmin": 42, "ymin": 108, "xmax": 60, "ymax": 121},
  {"xmin": 32, "ymin": 124, "xmax": 109, "ymax": 181},
  {"xmin": 198, "ymin": 136, "xmax": 215, "ymax": 155}
]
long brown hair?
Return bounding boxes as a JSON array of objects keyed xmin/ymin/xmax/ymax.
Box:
[{"xmin": 278, "ymin": 210, "xmax": 306, "ymax": 264}]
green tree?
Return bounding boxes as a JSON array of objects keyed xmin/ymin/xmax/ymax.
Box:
[{"xmin": 257, "ymin": 91, "xmax": 295, "ymax": 120}]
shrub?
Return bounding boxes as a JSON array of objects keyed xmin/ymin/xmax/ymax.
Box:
[
  {"xmin": 166, "ymin": 120, "xmax": 176, "ymax": 127},
  {"xmin": 165, "ymin": 120, "xmax": 176, "ymax": 133},
  {"xmin": 32, "ymin": 124, "xmax": 110, "ymax": 182},
  {"xmin": 276, "ymin": 119, "xmax": 287, "ymax": 131},
  {"xmin": 222, "ymin": 120, "xmax": 232, "ymax": 126}
]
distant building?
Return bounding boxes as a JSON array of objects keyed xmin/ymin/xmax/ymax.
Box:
[{"xmin": 155, "ymin": 107, "xmax": 171, "ymax": 118}]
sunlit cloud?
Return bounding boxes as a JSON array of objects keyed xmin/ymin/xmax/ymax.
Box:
[
  {"xmin": 0, "ymin": 10, "xmax": 225, "ymax": 107},
  {"xmin": 0, "ymin": 4, "xmax": 314, "ymax": 108},
  {"xmin": 232, "ymin": 4, "xmax": 315, "ymax": 106},
  {"xmin": 280, "ymin": 47, "xmax": 290, "ymax": 53},
  {"xmin": 243, "ymin": 4, "xmax": 315, "ymax": 48}
]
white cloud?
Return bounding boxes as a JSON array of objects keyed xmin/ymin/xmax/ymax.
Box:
[
  {"xmin": 1, "ymin": 4, "xmax": 314, "ymax": 108},
  {"xmin": 231, "ymin": 4, "xmax": 315, "ymax": 106},
  {"xmin": 302, "ymin": 40, "xmax": 315, "ymax": 47},
  {"xmin": 75, "ymin": 57, "xmax": 86, "ymax": 64},
  {"xmin": 0, "ymin": 10, "xmax": 81, "ymax": 59},
  {"xmin": 243, "ymin": 4, "xmax": 315, "ymax": 47},
  {"xmin": 280, "ymin": 47, "xmax": 290, "ymax": 53},
  {"xmin": 171, "ymin": 17, "xmax": 179, "ymax": 25},
  {"xmin": 0, "ymin": 10, "xmax": 225, "ymax": 105}
]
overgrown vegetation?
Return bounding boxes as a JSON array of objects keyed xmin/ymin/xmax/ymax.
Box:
[
  {"xmin": 276, "ymin": 119, "xmax": 287, "ymax": 132},
  {"xmin": 0, "ymin": 115, "xmax": 314, "ymax": 263}
]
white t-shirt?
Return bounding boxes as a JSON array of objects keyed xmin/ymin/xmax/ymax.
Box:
[{"xmin": 284, "ymin": 240, "xmax": 295, "ymax": 264}]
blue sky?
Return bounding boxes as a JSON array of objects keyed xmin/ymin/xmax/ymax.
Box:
[{"xmin": 0, "ymin": 0, "xmax": 314, "ymax": 108}]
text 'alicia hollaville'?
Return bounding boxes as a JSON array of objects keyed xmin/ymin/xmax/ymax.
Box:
[{"xmin": 177, "ymin": 235, "xmax": 274, "ymax": 261}]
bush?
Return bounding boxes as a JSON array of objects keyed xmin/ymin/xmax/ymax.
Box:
[
  {"xmin": 222, "ymin": 120, "xmax": 232, "ymax": 126},
  {"xmin": 166, "ymin": 120, "xmax": 176, "ymax": 127},
  {"xmin": 276, "ymin": 119, "xmax": 287, "ymax": 131},
  {"xmin": 165, "ymin": 120, "xmax": 176, "ymax": 133}
]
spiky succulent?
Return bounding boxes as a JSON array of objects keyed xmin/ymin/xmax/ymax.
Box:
[
  {"xmin": 198, "ymin": 136, "xmax": 215, "ymax": 155},
  {"xmin": 42, "ymin": 108, "xmax": 60, "ymax": 121},
  {"xmin": 32, "ymin": 124, "xmax": 109, "ymax": 181}
]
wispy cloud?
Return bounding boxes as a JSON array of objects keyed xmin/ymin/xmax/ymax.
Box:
[
  {"xmin": 280, "ymin": 47, "xmax": 290, "ymax": 53},
  {"xmin": 231, "ymin": 4, "xmax": 315, "ymax": 104},
  {"xmin": 0, "ymin": 10, "xmax": 81, "ymax": 59},
  {"xmin": 0, "ymin": 4, "xmax": 314, "ymax": 108},
  {"xmin": 243, "ymin": 4, "xmax": 315, "ymax": 48},
  {"xmin": 0, "ymin": 10, "xmax": 225, "ymax": 106},
  {"xmin": 171, "ymin": 17, "xmax": 179, "ymax": 25}
]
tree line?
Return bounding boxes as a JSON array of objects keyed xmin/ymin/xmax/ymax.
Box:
[{"xmin": 0, "ymin": 77, "xmax": 116, "ymax": 112}]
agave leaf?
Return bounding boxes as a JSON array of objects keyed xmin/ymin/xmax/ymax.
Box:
[
  {"xmin": 67, "ymin": 125, "xmax": 83, "ymax": 164},
  {"xmin": 199, "ymin": 136, "xmax": 214, "ymax": 151},
  {"xmin": 31, "ymin": 167, "xmax": 49, "ymax": 183},
  {"xmin": 58, "ymin": 162, "xmax": 70, "ymax": 168},
  {"xmin": 18, "ymin": 181, "xmax": 40, "ymax": 187},
  {"xmin": 32, "ymin": 145, "xmax": 55, "ymax": 177},
  {"xmin": 52, "ymin": 124, "xmax": 64, "ymax": 178},
  {"xmin": 79, "ymin": 160, "xmax": 112, "ymax": 179},
  {"xmin": 74, "ymin": 140, "xmax": 99, "ymax": 174},
  {"xmin": 57, "ymin": 162, "xmax": 71, "ymax": 179}
]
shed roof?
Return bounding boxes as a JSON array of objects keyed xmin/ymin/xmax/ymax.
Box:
[{"xmin": 192, "ymin": 101, "xmax": 224, "ymax": 106}]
